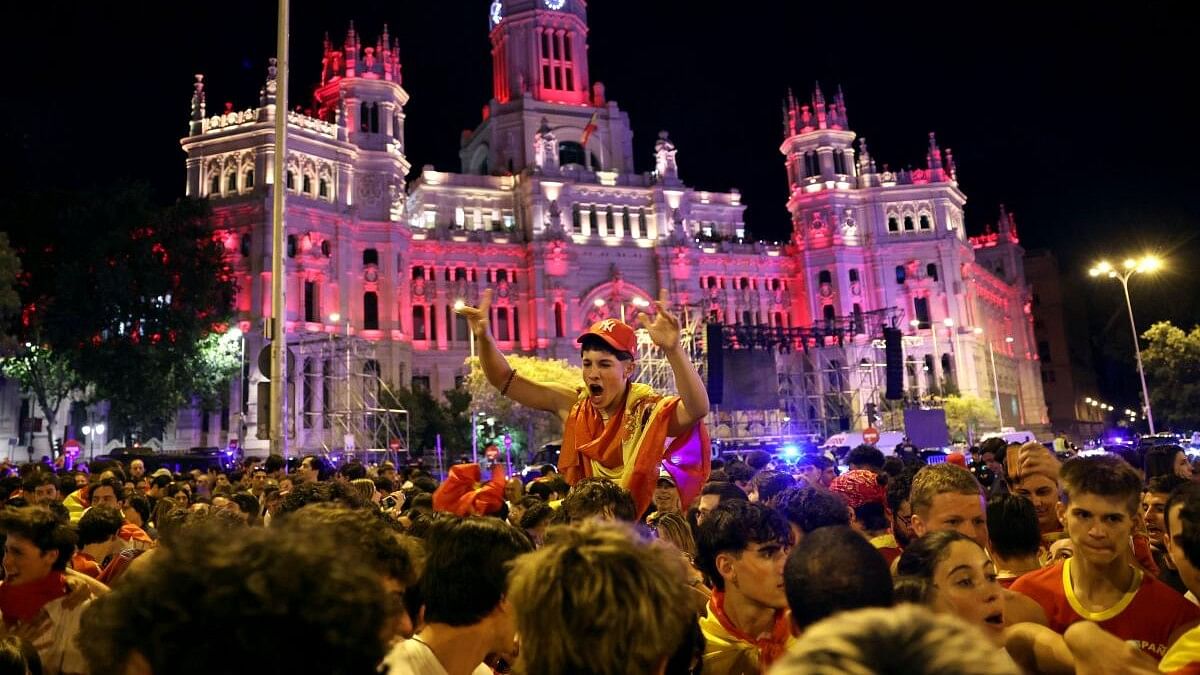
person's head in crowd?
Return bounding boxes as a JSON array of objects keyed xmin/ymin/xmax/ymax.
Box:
[
  {"xmin": 519, "ymin": 501, "xmax": 555, "ymax": 546},
  {"xmin": 784, "ymin": 524, "xmax": 893, "ymax": 633},
  {"xmin": 1058, "ymin": 455, "xmax": 1142, "ymax": 567},
  {"xmin": 282, "ymin": 503, "xmax": 423, "ymax": 639},
  {"xmin": 276, "ymin": 481, "xmax": 370, "ymax": 517},
  {"xmin": 1144, "ymin": 474, "xmax": 1190, "ymax": 549},
  {"xmin": 508, "ymin": 521, "xmax": 696, "ymax": 675},
  {"xmin": 1145, "ymin": 445, "xmax": 1193, "ymax": 482},
  {"xmin": 166, "ymin": 481, "xmax": 192, "ymax": 507},
  {"xmin": 770, "ymin": 605, "xmax": 1020, "ymax": 675},
  {"xmin": 526, "ymin": 475, "xmax": 567, "ymax": 502},
  {"xmin": 134, "ymin": 477, "xmax": 150, "ymax": 496},
  {"xmin": 646, "ymin": 510, "xmax": 698, "ymax": 561},
  {"xmin": 277, "ymin": 476, "xmax": 294, "ymax": 494},
  {"xmin": 73, "ymin": 472, "xmax": 88, "ymax": 491},
  {"xmin": 127, "ymin": 459, "xmax": 145, "ymax": 481},
  {"xmin": 297, "ymin": 455, "xmax": 330, "ymax": 484},
  {"xmin": 80, "ymin": 523, "xmax": 389, "ymax": 675},
  {"xmin": 1166, "ymin": 483, "xmax": 1200, "ymax": 596},
  {"xmin": 696, "ymin": 481, "xmax": 748, "ymax": 525},
  {"xmin": 24, "ymin": 472, "xmax": 59, "ymax": 506},
  {"xmin": 228, "ymin": 493, "xmax": 261, "ymax": 525},
  {"xmin": 653, "ymin": 471, "xmax": 682, "ymax": 515},
  {"xmin": 350, "ymin": 478, "xmax": 378, "ymax": 505},
  {"xmin": 339, "ymin": 462, "xmax": 367, "ymax": 481},
  {"xmin": 696, "ymin": 499, "xmax": 790, "ymax": 602},
  {"xmin": 123, "ymin": 494, "xmax": 152, "ymax": 531},
  {"xmin": 746, "ymin": 450, "xmax": 773, "ymax": 473},
  {"xmin": 263, "ymin": 454, "xmax": 285, "ymax": 477},
  {"xmin": 795, "ymin": 454, "xmax": 836, "ymax": 489},
  {"xmin": 148, "ymin": 472, "xmax": 172, "ymax": 498},
  {"xmin": 886, "ymin": 470, "xmax": 916, "ymax": 547},
  {"xmin": 748, "ymin": 470, "xmax": 796, "ymax": 508},
  {"xmin": 504, "ymin": 477, "xmax": 524, "ymax": 504},
  {"xmin": 909, "ymin": 463, "xmax": 988, "ymax": 548},
  {"xmin": 725, "ymin": 461, "xmax": 754, "ymax": 491},
  {"xmin": 986, "ymin": 494, "xmax": 1042, "ymax": 576},
  {"xmin": 378, "ymin": 461, "xmax": 397, "ymax": 482},
  {"xmin": 507, "ymin": 496, "xmax": 540, "ymax": 529},
  {"xmin": 1048, "ymin": 537, "xmax": 1074, "ymax": 563},
  {"xmin": 0, "ymin": 634, "xmax": 42, "ymax": 675},
  {"xmin": 828, "ymin": 470, "xmax": 891, "ymax": 537},
  {"xmin": 881, "ymin": 456, "xmax": 905, "ymax": 478},
  {"xmin": 395, "ymin": 517, "xmax": 531, "ymax": 671},
  {"xmin": 372, "ymin": 475, "xmax": 395, "ymax": 496},
  {"xmin": 77, "ymin": 504, "xmax": 125, "ymax": 563},
  {"xmin": 846, "ymin": 445, "xmax": 885, "ymax": 473},
  {"xmin": 213, "ymin": 473, "xmax": 232, "ymax": 493},
  {"xmin": 977, "ymin": 437, "xmax": 1008, "ymax": 478},
  {"xmin": 411, "ymin": 475, "xmax": 439, "ymax": 494},
  {"xmin": 90, "ymin": 478, "xmax": 125, "ymax": 509},
  {"xmin": 896, "ymin": 529, "xmax": 1005, "ymax": 643},
  {"xmin": 1010, "ymin": 443, "xmax": 1062, "ymax": 535},
  {"xmin": 250, "ymin": 467, "xmax": 268, "ymax": 493},
  {"xmin": 0, "ymin": 506, "xmax": 76, "ymax": 585},
  {"xmin": 777, "ymin": 486, "xmax": 850, "ymax": 545},
  {"xmin": 561, "ymin": 478, "xmax": 636, "ymax": 523}
]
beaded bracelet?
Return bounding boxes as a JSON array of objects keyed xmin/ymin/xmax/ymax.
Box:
[{"xmin": 500, "ymin": 369, "xmax": 518, "ymax": 396}]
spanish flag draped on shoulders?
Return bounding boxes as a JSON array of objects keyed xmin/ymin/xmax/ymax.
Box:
[{"xmin": 559, "ymin": 380, "xmax": 710, "ymax": 516}]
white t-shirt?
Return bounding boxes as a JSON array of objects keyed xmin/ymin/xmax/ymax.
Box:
[{"xmin": 381, "ymin": 638, "xmax": 492, "ymax": 675}]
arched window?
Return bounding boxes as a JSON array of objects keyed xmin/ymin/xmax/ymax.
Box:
[
  {"xmin": 363, "ymin": 249, "xmax": 379, "ymax": 266},
  {"xmin": 558, "ymin": 141, "xmax": 587, "ymax": 168},
  {"xmin": 888, "ymin": 216, "xmax": 899, "ymax": 232},
  {"xmin": 848, "ymin": 269, "xmax": 860, "ymax": 283},
  {"xmin": 926, "ymin": 263, "xmax": 939, "ymax": 282},
  {"xmin": 302, "ymin": 174, "xmax": 313, "ymax": 195},
  {"xmin": 412, "ymin": 306, "xmax": 426, "ymax": 340},
  {"xmin": 226, "ymin": 172, "xmax": 237, "ymax": 193},
  {"xmin": 895, "ymin": 266, "xmax": 907, "ymax": 284},
  {"xmin": 412, "ymin": 266, "xmax": 424, "ymax": 280},
  {"xmin": 363, "ymin": 292, "xmax": 379, "ymax": 330},
  {"xmin": 919, "ymin": 214, "xmax": 931, "ymax": 230},
  {"xmin": 318, "ymin": 178, "xmax": 329, "ymax": 199},
  {"xmin": 903, "ymin": 216, "xmax": 915, "ymax": 231},
  {"xmin": 818, "ymin": 270, "xmax": 832, "ymax": 285},
  {"xmin": 554, "ymin": 303, "xmax": 565, "ymax": 338},
  {"xmin": 369, "ymin": 103, "xmax": 379, "ymax": 134},
  {"xmin": 286, "ymin": 170, "xmax": 295, "ymax": 190},
  {"xmin": 244, "ymin": 169, "xmax": 255, "ymax": 189},
  {"xmin": 209, "ymin": 174, "xmax": 221, "ymax": 195},
  {"xmin": 360, "ymin": 102, "xmax": 370, "ymax": 132}
]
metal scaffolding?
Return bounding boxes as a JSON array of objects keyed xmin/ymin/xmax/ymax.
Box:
[
  {"xmin": 289, "ymin": 332, "xmax": 409, "ymax": 465},
  {"xmin": 634, "ymin": 302, "xmax": 707, "ymax": 395}
]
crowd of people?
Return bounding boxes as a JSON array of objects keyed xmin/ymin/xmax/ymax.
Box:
[{"xmin": 1, "ymin": 303, "xmax": 1197, "ymax": 674}]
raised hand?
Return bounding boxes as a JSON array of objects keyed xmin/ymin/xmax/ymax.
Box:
[
  {"xmin": 637, "ymin": 289, "xmax": 681, "ymax": 351},
  {"xmin": 455, "ymin": 288, "xmax": 493, "ymax": 339}
]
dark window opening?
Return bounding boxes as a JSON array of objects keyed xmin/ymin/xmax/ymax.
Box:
[
  {"xmin": 555, "ymin": 304, "xmax": 565, "ymax": 338},
  {"xmin": 926, "ymin": 263, "xmax": 939, "ymax": 282},
  {"xmin": 412, "ymin": 266, "xmax": 424, "ymax": 280},
  {"xmin": 210, "ymin": 174, "xmax": 221, "ymax": 194},
  {"xmin": 559, "ymin": 141, "xmax": 587, "ymax": 167},
  {"xmin": 818, "ymin": 270, "xmax": 832, "ymax": 285},
  {"xmin": 888, "ymin": 217, "xmax": 899, "ymax": 232},
  {"xmin": 360, "ymin": 102, "xmax": 370, "ymax": 132},
  {"xmin": 895, "ymin": 266, "xmax": 907, "ymax": 284},
  {"xmin": 849, "ymin": 269, "xmax": 859, "ymax": 283},
  {"xmin": 244, "ymin": 169, "xmax": 254, "ymax": 188},
  {"xmin": 363, "ymin": 292, "xmax": 379, "ymax": 330},
  {"xmin": 903, "ymin": 216, "xmax": 914, "ymax": 231},
  {"xmin": 919, "ymin": 215, "xmax": 931, "ymax": 230},
  {"xmin": 913, "ymin": 297, "xmax": 930, "ymax": 326},
  {"xmin": 304, "ymin": 280, "xmax": 319, "ymax": 323},
  {"xmin": 496, "ymin": 307, "xmax": 510, "ymax": 341},
  {"xmin": 363, "ymin": 248, "xmax": 379, "ymax": 266},
  {"xmin": 413, "ymin": 306, "xmax": 426, "ymax": 340},
  {"xmin": 226, "ymin": 173, "xmax": 237, "ymax": 192}
]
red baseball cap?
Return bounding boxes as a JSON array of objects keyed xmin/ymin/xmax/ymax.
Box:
[{"xmin": 577, "ymin": 318, "xmax": 637, "ymax": 357}]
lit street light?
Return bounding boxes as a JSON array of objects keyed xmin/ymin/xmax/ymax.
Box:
[{"xmin": 1088, "ymin": 255, "xmax": 1162, "ymax": 434}]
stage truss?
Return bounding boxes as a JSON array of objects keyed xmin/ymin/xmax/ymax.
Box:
[{"xmin": 289, "ymin": 332, "xmax": 409, "ymax": 465}]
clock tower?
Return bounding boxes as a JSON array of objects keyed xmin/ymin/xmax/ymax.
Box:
[{"xmin": 488, "ymin": 0, "xmax": 591, "ymax": 106}]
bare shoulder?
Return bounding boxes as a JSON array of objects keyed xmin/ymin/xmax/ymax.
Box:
[{"xmin": 1004, "ymin": 588, "xmax": 1049, "ymax": 626}]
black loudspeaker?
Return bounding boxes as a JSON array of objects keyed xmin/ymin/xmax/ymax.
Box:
[
  {"xmin": 706, "ymin": 323, "xmax": 724, "ymax": 406},
  {"xmin": 884, "ymin": 327, "xmax": 904, "ymax": 400}
]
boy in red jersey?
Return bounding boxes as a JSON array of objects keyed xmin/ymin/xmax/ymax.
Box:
[{"xmin": 1012, "ymin": 456, "xmax": 1200, "ymax": 662}]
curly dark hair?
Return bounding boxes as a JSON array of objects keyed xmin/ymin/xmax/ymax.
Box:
[
  {"xmin": 79, "ymin": 524, "xmax": 389, "ymax": 675},
  {"xmin": 778, "ymin": 486, "xmax": 850, "ymax": 534},
  {"xmin": 561, "ymin": 478, "xmax": 636, "ymax": 523},
  {"xmin": 696, "ymin": 499, "xmax": 790, "ymax": 591},
  {"xmin": 277, "ymin": 481, "xmax": 370, "ymax": 516}
]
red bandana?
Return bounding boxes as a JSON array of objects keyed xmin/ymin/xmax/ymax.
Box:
[
  {"xmin": 0, "ymin": 571, "xmax": 68, "ymax": 625},
  {"xmin": 829, "ymin": 469, "xmax": 892, "ymax": 519}
]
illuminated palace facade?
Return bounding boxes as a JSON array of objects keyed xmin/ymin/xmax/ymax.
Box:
[{"xmin": 172, "ymin": 0, "xmax": 1044, "ymax": 455}]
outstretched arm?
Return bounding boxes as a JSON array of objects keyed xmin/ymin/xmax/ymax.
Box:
[
  {"xmin": 638, "ymin": 289, "xmax": 710, "ymax": 437},
  {"xmin": 456, "ymin": 289, "xmax": 576, "ymax": 417}
]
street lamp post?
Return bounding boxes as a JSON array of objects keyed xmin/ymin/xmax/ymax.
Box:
[
  {"xmin": 1088, "ymin": 256, "xmax": 1162, "ymax": 434},
  {"xmin": 974, "ymin": 327, "xmax": 1005, "ymax": 427},
  {"xmin": 228, "ymin": 326, "xmax": 247, "ymax": 449},
  {"xmin": 944, "ymin": 317, "xmax": 958, "ymax": 391}
]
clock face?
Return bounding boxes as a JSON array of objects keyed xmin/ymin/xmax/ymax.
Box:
[
  {"xmin": 544, "ymin": 0, "xmax": 566, "ymax": 9},
  {"xmin": 489, "ymin": 0, "xmax": 503, "ymax": 27}
]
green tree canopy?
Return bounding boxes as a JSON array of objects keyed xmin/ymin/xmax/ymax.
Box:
[
  {"xmin": 942, "ymin": 394, "xmax": 1000, "ymax": 444},
  {"xmin": 1141, "ymin": 321, "xmax": 1200, "ymax": 430}
]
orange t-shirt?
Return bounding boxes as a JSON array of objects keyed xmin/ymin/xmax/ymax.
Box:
[{"xmin": 1011, "ymin": 558, "xmax": 1200, "ymax": 661}]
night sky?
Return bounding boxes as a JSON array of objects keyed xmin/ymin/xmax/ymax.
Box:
[{"xmin": 5, "ymin": 2, "xmax": 1196, "ymax": 411}]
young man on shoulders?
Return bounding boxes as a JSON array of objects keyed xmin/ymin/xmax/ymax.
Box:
[
  {"xmin": 458, "ymin": 288, "xmax": 710, "ymax": 517},
  {"xmin": 1011, "ymin": 456, "xmax": 1200, "ymax": 663}
]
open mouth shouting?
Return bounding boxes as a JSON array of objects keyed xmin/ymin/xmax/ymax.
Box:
[
  {"xmin": 983, "ymin": 611, "xmax": 1005, "ymax": 628},
  {"xmin": 588, "ymin": 383, "xmax": 604, "ymax": 403}
]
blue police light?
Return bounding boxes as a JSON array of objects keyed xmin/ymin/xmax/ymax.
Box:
[{"xmin": 780, "ymin": 444, "xmax": 800, "ymax": 459}]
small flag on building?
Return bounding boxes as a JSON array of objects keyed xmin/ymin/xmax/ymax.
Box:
[{"xmin": 580, "ymin": 110, "xmax": 599, "ymax": 145}]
